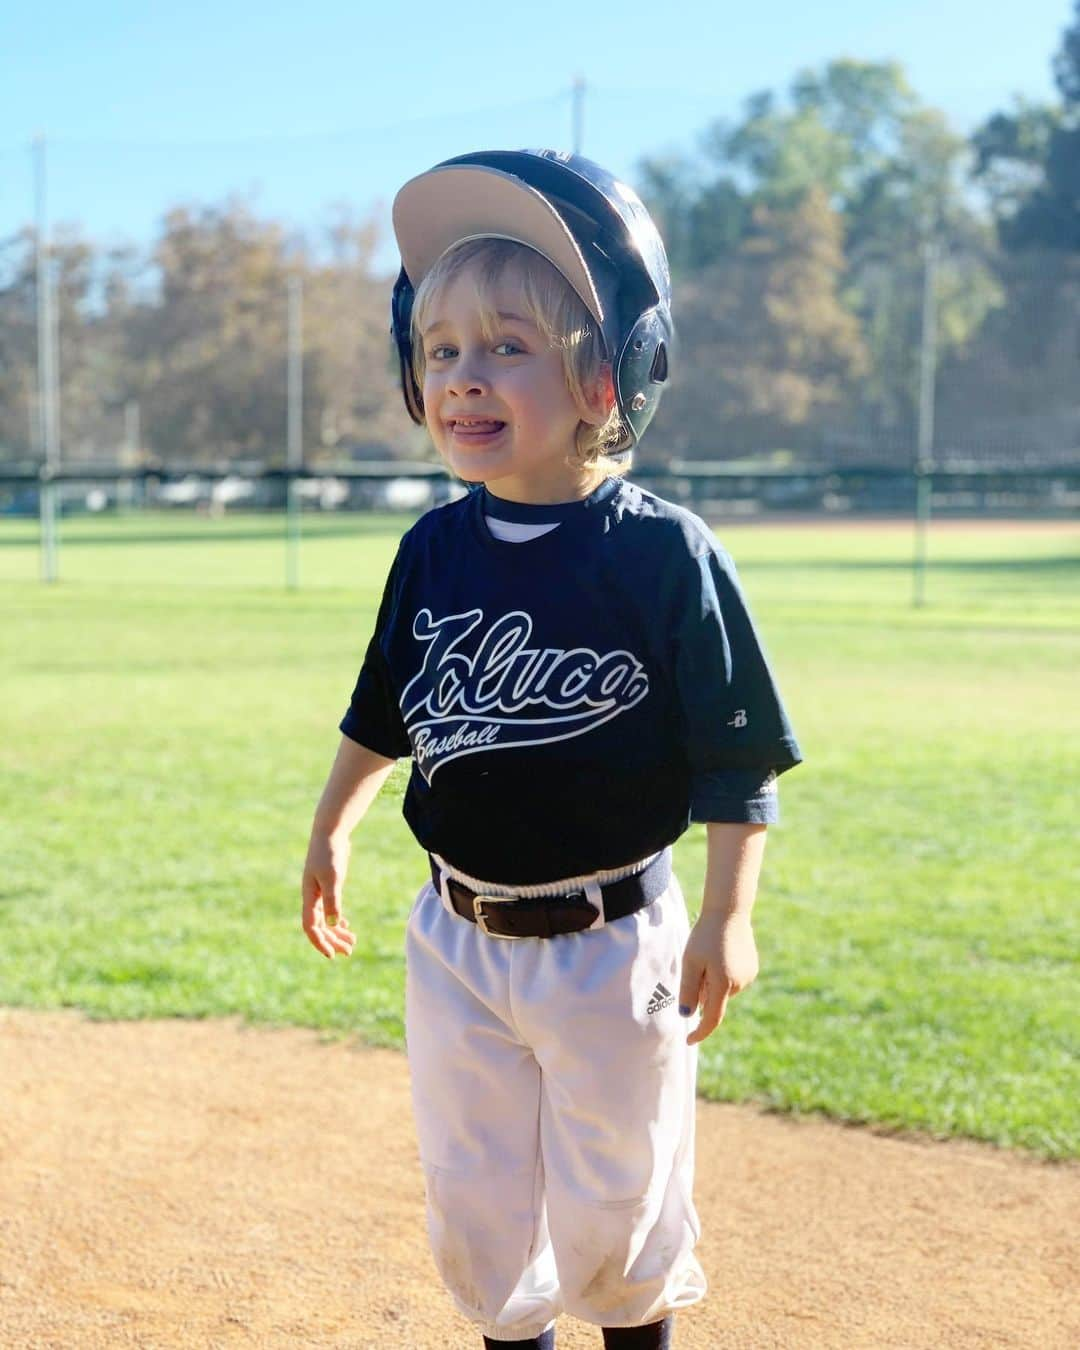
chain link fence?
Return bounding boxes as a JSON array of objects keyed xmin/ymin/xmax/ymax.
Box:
[{"xmin": 1, "ymin": 121, "xmax": 1078, "ymax": 539}]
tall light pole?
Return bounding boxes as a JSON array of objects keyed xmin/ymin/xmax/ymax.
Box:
[
  {"xmin": 121, "ymin": 400, "xmax": 141, "ymax": 511},
  {"xmin": 913, "ymin": 236, "xmax": 938, "ymax": 609},
  {"xmin": 34, "ymin": 133, "xmax": 61, "ymax": 583},
  {"xmin": 286, "ymin": 274, "xmax": 303, "ymax": 590},
  {"xmin": 571, "ymin": 75, "xmax": 585, "ymax": 155}
]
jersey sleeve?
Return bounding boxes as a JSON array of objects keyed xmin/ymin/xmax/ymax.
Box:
[
  {"xmin": 689, "ymin": 767, "xmax": 780, "ymax": 824},
  {"xmin": 339, "ymin": 549, "xmax": 412, "ymax": 760},
  {"xmin": 671, "ymin": 539, "xmax": 802, "ymax": 782}
]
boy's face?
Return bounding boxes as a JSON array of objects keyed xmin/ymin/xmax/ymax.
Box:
[{"xmin": 419, "ymin": 262, "xmax": 607, "ymax": 504}]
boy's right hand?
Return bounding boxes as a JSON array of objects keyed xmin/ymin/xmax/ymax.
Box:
[{"xmin": 301, "ymin": 831, "xmax": 358, "ymax": 960}]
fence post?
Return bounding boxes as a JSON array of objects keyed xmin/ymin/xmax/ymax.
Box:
[
  {"xmin": 285, "ymin": 274, "xmax": 303, "ymax": 590},
  {"xmin": 35, "ymin": 134, "xmax": 62, "ymax": 583},
  {"xmin": 913, "ymin": 237, "xmax": 938, "ymax": 609}
]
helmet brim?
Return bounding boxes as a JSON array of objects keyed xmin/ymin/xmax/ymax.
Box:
[{"xmin": 392, "ymin": 164, "xmax": 607, "ymax": 327}]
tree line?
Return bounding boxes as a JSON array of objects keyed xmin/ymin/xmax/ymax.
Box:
[{"xmin": 1, "ymin": 3, "xmax": 1078, "ymax": 468}]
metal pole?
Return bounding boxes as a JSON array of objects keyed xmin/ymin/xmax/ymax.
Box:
[
  {"xmin": 124, "ymin": 399, "xmax": 140, "ymax": 456},
  {"xmin": 286, "ymin": 274, "xmax": 303, "ymax": 590},
  {"xmin": 121, "ymin": 399, "xmax": 140, "ymax": 511},
  {"xmin": 913, "ymin": 237, "xmax": 938, "ymax": 609},
  {"xmin": 571, "ymin": 75, "xmax": 585, "ymax": 155},
  {"xmin": 35, "ymin": 133, "xmax": 61, "ymax": 583}
]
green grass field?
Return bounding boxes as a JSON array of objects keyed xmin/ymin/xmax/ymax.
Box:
[{"xmin": 1, "ymin": 509, "xmax": 1077, "ymax": 1159}]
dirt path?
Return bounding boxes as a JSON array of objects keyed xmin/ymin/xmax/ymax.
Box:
[{"xmin": 1, "ymin": 1010, "xmax": 1075, "ymax": 1349}]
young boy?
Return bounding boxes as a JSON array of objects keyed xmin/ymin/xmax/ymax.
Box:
[{"xmin": 302, "ymin": 150, "xmax": 802, "ymax": 1348}]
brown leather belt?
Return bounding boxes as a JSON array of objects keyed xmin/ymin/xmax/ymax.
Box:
[{"xmin": 429, "ymin": 850, "xmax": 672, "ymax": 939}]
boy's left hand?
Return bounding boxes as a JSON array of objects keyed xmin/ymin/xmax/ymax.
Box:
[{"xmin": 678, "ymin": 911, "xmax": 760, "ymax": 1045}]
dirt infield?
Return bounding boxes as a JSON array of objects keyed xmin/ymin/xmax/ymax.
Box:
[{"xmin": 1, "ymin": 1011, "xmax": 1075, "ymax": 1349}]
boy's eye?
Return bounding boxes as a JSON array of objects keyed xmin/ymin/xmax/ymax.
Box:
[{"xmin": 427, "ymin": 340, "xmax": 525, "ymax": 360}]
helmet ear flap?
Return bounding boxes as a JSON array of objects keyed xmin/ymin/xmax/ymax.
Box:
[
  {"xmin": 613, "ymin": 310, "xmax": 674, "ymax": 449},
  {"xmin": 391, "ymin": 268, "xmax": 425, "ymax": 425}
]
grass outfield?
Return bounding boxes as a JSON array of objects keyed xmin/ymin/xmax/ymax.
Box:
[{"xmin": 1, "ymin": 509, "xmax": 1077, "ymax": 1159}]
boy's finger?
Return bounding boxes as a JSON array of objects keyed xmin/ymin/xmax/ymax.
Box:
[
  {"xmin": 678, "ymin": 955, "xmax": 704, "ymax": 1020},
  {"xmin": 304, "ymin": 926, "xmax": 336, "ymax": 959},
  {"xmin": 301, "ymin": 876, "xmax": 347, "ymax": 959},
  {"xmin": 687, "ymin": 982, "xmax": 731, "ymax": 1046},
  {"xmin": 326, "ymin": 925, "xmax": 356, "ymax": 954}
]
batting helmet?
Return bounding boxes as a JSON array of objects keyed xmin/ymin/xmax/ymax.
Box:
[{"xmin": 390, "ymin": 148, "xmax": 674, "ymax": 453}]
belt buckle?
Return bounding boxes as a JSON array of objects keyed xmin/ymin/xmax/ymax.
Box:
[{"xmin": 473, "ymin": 894, "xmax": 524, "ymax": 939}]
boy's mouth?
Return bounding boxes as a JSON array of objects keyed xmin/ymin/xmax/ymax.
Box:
[{"xmin": 447, "ymin": 418, "xmax": 507, "ymax": 442}]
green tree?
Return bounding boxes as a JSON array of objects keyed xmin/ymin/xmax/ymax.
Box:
[
  {"xmin": 709, "ymin": 61, "xmax": 917, "ymax": 213},
  {"xmin": 122, "ymin": 197, "xmax": 399, "ymax": 464},
  {"xmin": 949, "ymin": 3, "xmax": 1080, "ymax": 462},
  {"xmin": 973, "ymin": 0, "xmax": 1080, "ymax": 251},
  {"xmin": 1057, "ymin": 0, "xmax": 1080, "ymax": 101},
  {"xmin": 133, "ymin": 198, "xmax": 298, "ymax": 460},
  {"xmin": 635, "ymin": 153, "xmax": 748, "ymax": 276},
  {"xmin": 651, "ymin": 188, "xmax": 867, "ymax": 458},
  {"xmin": 0, "ymin": 198, "xmax": 407, "ymax": 468},
  {"xmin": 841, "ymin": 108, "xmax": 1002, "ymax": 441},
  {"xmin": 0, "ymin": 231, "xmax": 38, "ymax": 458},
  {"xmin": 294, "ymin": 203, "xmax": 411, "ymax": 460},
  {"xmin": 971, "ymin": 101, "xmax": 1063, "ymax": 223},
  {"xmin": 0, "ymin": 226, "xmax": 127, "ymax": 462},
  {"xmin": 638, "ymin": 59, "xmax": 999, "ymax": 449}
]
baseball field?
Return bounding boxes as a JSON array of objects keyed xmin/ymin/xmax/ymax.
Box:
[{"xmin": 1, "ymin": 510, "xmax": 1077, "ymax": 1346}]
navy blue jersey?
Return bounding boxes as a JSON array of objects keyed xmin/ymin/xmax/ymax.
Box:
[{"xmin": 341, "ymin": 477, "xmax": 801, "ymax": 884}]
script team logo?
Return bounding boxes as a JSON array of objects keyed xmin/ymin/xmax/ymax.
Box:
[{"xmin": 400, "ymin": 608, "xmax": 649, "ymax": 778}]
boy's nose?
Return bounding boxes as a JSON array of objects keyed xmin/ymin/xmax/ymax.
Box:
[{"xmin": 447, "ymin": 365, "xmax": 490, "ymax": 398}]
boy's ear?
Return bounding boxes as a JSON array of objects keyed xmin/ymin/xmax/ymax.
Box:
[{"xmin": 582, "ymin": 364, "xmax": 616, "ymax": 425}]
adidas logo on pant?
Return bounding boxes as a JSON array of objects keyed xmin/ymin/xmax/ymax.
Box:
[{"xmin": 646, "ymin": 982, "xmax": 674, "ymax": 1015}]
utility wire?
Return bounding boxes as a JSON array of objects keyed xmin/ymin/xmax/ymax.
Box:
[{"xmin": 0, "ymin": 90, "xmax": 573, "ymax": 155}]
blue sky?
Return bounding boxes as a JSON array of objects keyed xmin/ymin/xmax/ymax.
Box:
[{"xmin": 0, "ymin": 0, "xmax": 1072, "ymax": 275}]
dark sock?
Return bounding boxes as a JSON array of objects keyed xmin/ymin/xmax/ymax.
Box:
[
  {"xmin": 601, "ymin": 1316, "xmax": 673, "ymax": 1350},
  {"xmin": 482, "ymin": 1330, "xmax": 555, "ymax": 1350}
]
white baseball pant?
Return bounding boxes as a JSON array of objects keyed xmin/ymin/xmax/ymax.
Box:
[{"xmin": 404, "ymin": 856, "xmax": 706, "ymax": 1343}]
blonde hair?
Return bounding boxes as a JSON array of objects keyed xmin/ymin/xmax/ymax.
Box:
[{"xmin": 410, "ymin": 237, "xmax": 631, "ymax": 469}]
